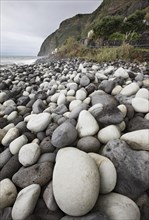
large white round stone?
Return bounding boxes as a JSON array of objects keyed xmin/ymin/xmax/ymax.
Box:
[
  {"xmin": 0, "ymin": 178, "xmax": 17, "ymax": 209},
  {"xmin": 69, "ymin": 100, "xmax": 82, "ymax": 111},
  {"xmin": 2, "ymin": 127, "xmax": 19, "ymax": 147},
  {"xmin": 89, "ymin": 153, "xmax": 117, "ymax": 194},
  {"xmin": 9, "ymin": 135, "xmax": 28, "ymax": 155},
  {"xmin": 19, "ymin": 143, "xmax": 41, "ymax": 166},
  {"xmin": 76, "ymin": 89, "xmax": 87, "ymax": 101},
  {"xmin": 12, "ymin": 184, "xmax": 41, "ymax": 220},
  {"xmin": 135, "ymin": 88, "xmax": 149, "ymax": 100},
  {"xmin": 132, "ymin": 97, "xmax": 149, "ymax": 113},
  {"xmin": 27, "ymin": 113, "xmax": 51, "ymax": 132},
  {"xmin": 94, "ymin": 192, "xmax": 140, "ymax": 220},
  {"xmin": 76, "ymin": 110, "xmax": 99, "ymax": 137},
  {"xmin": 114, "ymin": 67, "xmax": 129, "ymax": 79},
  {"xmin": 57, "ymin": 93, "xmax": 66, "ymax": 105},
  {"xmin": 53, "ymin": 147, "xmax": 100, "ymax": 216},
  {"xmin": 120, "ymin": 82, "xmax": 139, "ymax": 96},
  {"xmin": 98, "ymin": 125, "xmax": 121, "ymax": 144},
  {"xmin": 121, "ymin": 129, "xmax": 149, "ymax": 150}
]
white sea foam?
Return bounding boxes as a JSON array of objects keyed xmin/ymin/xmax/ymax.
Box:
[{"xmin": 0, "ymin": 56, "xmax": 41, "ymax": 66}]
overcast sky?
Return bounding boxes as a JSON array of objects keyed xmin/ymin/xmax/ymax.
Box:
[{"xmin": 1, "ymin": 0, "xmax": 102, "ymax": 56}]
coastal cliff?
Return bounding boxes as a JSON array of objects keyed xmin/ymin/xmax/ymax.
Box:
[{"xmin": 38, "ymin": 0, "xmax": 149, "ymax": 56}]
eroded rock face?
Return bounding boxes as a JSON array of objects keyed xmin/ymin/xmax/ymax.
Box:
[
  {"xmin": 102, "ymin": 139, "xmax": 149, "ymax": 199},
  {"xmin": 53, "ymin": 148, "xmax": 100, "ymax": 216}
]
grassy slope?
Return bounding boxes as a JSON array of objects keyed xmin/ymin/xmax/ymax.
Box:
[{"xmin": 38, "ymin": 0, "xmax": 149, "ymax": 56}]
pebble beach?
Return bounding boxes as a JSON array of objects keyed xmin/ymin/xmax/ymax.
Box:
[{"xmin": 0, "ymin": 58, "xmax": 149, "ymax": 220}]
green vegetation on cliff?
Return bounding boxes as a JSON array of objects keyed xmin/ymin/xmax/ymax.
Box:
[
  {"xmin": 38, "ymin": 0, "xmax": 149, "ymax": 56},
  {"xmin": 58, "ymin": 37, "xmax": 149, "ymax": 63}
]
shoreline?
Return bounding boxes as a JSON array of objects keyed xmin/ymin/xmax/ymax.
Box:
[{"xmin": 0, "ymin": 58, "xmax": 149, "ymax": 220}]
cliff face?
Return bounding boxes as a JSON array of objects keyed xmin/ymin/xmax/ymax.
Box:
[
  {"xmin": 38, "ymin": 0, "xmax": 149, "ymax": 56},
  {"xmin": 38, "ymin": 14, "xmax": 90, "ymax": 56}
]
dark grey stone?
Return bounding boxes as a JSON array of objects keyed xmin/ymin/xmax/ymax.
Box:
[
  {"xmin": 102, "ymin": 139, "xmax": 149, "ymax": 199},
  {"xmin": 94, "ymin": 105, "xmax": 124, "ymax": 125},
  {"xmin": 51, "ymin": 122, "xmax": 77, "ymax": 148},
  {"xmin": 135, "ymin": 73, "xmax": 144, "ymax": 82},
  {"xmin": 0, "ymin": 148, "xmax": 12, "ymax": 169},
  {"xmin": 37, "ymin": 131, "xmax": 46, "ymax": 141},
  {"xmin": 86, "ymin": 72, "xmax": 95, "ymax": 82},
  {"xmin": 40, "ymin": 137, "xmax": 55, "ymax": 153},
  {"xmin": 24, "ymin": 132, "xmax": 36, "ymax": 142},
  {"xmin": 136, "ymin": 193, "xmax": 149, "ymax": 220},
  {"xmin": 32, "ymin": 99, "xmax": 46, "ymax": 113},
  {"xmin": 86, "ymin": 83, "xmax": 97, "ymax": 95},
  {"xmin": 37, "ymin": 153, "xmax": 56, "ymax": 163},
  {"xmin": 52, "ymin": 104, "xmax": 68, "ymax": 115},
  {"xmin": 27, "ymin": 199, "xmax": 64, "ymax": 220},
  {"xmin": 115, "ymin": 94, "xmax": 132, "ymax": 105},
  {"xmin": 46, "ymin": 123, "xmax": 58, "ymax": 137},
  {"xmin": 12, "ymin": 162, "xmax": 54, "ymax": 188},
  {"xmin": 80, "ymin": 75, "xmax": 90, "ymax": 87},
  {"xmin": 0, "ymin": 118, "xmax": 8, "ymax": 129},
  {"xmin": 113, "ymin": 77, "xmax": 124, "ymax": 86},
  {"xmin": 77, "ymin": 136, "xmax": 100, "ymax": 153},
  {"xmin": 0, "ymin": 207, "xmax": 12, "ymax": 220},
  {"xmin": 98, "ymin": 80, "xmax": 115, "ymax": 94},
  {"xmin": 61, "ymin": 212, "xmax": 110, "ymax": 220},
  {"xmin": 34, "ymin": 91, "xmax": 47, "ymax": 100},
  {"xmin": 11, "ymin": 115, "xmax": 24, "ymax": 126},
  {"xmin": 4, "ymin": 106, "xmax": 17, "ymax": 115},
  {"xmin": 0, "ymin": 154, "xmax": 22, "ymax": 180},
  {"xmin": 127, "ymin": 116, "xmax": 149, "ymax": 131},
  {"xmin": 17, "ymin": 96, "xmax": 30, "ymax": 106},
  {"xmin": 91, "ymin": 92, "xmax": 118, "ymax": 107}
]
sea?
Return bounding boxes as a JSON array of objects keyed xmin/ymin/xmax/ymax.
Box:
[{"xmin": 0, "ymin": 56, "xmax": 42, "ymax": 66}]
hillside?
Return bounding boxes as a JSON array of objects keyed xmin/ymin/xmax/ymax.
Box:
[{"xmin": 38, "ymin": 0, "xmax": 149, "ymax": 56}]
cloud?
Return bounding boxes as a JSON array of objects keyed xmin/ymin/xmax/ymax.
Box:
[
  {"xmin": 1, "ymin": 31, "xmax": 44, "ymax": 56},
  {"xmin": 1, "ymin": 0, "xmax": 102, "ymax": 56}
]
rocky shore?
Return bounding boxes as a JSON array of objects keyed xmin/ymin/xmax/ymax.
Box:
[{"xmin": 0, "ymin": 58, "xmax": 149, "ymax": 220}]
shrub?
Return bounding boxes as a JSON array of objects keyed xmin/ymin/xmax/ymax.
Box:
[
  {"xmin": 121, "ymin": 10, "xmax": 146, "ymax": 33},
  {"xmin": 94, "ymin": 16, "xmax": 123, "ymax": 38},
  {"xmin": 109, "ymin": 32, "xmax": 126, "ymax": 41}
]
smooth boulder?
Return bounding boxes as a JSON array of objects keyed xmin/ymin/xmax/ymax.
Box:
[
  {"xmin": 19, "ymin": 143, "xmax": 41, "ymax": 166},
  {"xmin": 89, "ymin": 153, "xmax": 117, "ymax": 194},
  {"xmin": 27, "ymin": 112, "xmax": 51, "ymax": 132},
  {"xmin": 53, "ymin": 147, "xmax": 100, "ymax": 216},
  {"xmin": 51, "ymin": 122, "xmax": 77, "ymax": 148},
  {"xmin": 121, "ymin": 129, "xmax": 149, "ymax": 150},
  {"xmin": 0, "ymin": 178, "xmax": 17, "ymax": 209},
  {"xmin": 93, "ymin": 192, "xmax": 140, "ymax": 220},
  {"xmin": 76, "ymin": 110, "xmax": 99, "ymax": 137},
  {"xmin": 132, "ymin": 98, "xmax": 149, "ymax": 113},
  {"xmin": 12, "ymin": 184, "xmax": 41, "ymax": 220},
  {"xmin": 98, "ymin": 125, "xmax": 121, "ymax": 144},
  {"xmin": 9, "ymin": 135, "xmax": 28, "ymax": 155}
]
